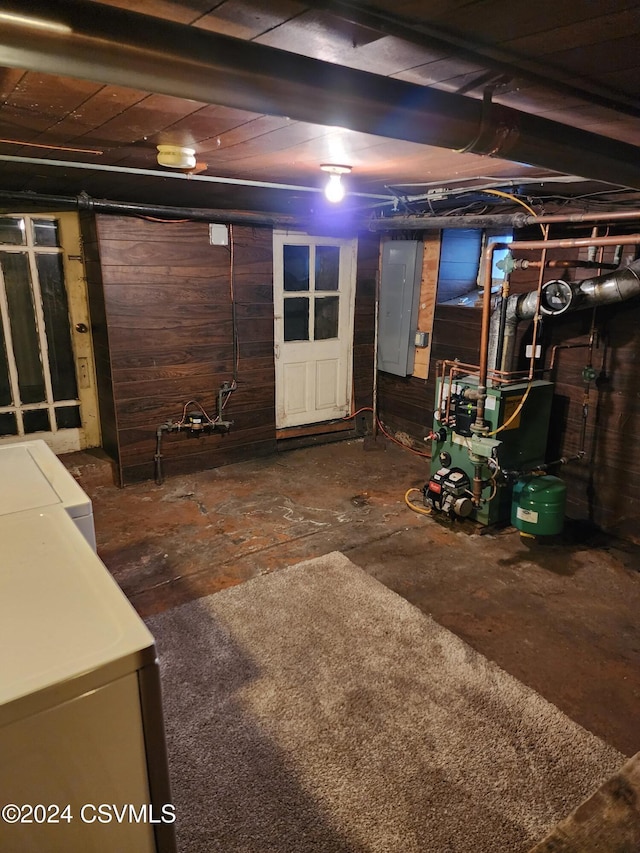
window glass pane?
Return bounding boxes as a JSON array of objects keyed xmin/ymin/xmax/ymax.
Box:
[
  {"xmin": 37, "ymin": 254, "xmax": 78, "ymax": 401},
  {"xmin": 23, "ymin": 408, "xmax": 50, "ymax": 434},
  {"xmin": 1, "ymin": 252, "xmax": 46, "ymax": 403},
  {"xmin": 314, "ymin": 296, "xmax": 339, "ymax": 340},
  {"xmin": 0, "ymin": 217, "xmax": 26, "ymax": 245},
  {"xmin": 284, "ymin": 297, "xmax": 309, "ymax": 341},
  {"xmin": 0, "ymin": 412, "xmax": 17, "ymax": 436},
  {"xmin": 55, "ymin": 404, "xmax": 81, "ymax": 429},
  {"xmin": 283, "ymin": 245, "xmax": 309, "ymax": 291},
  {"xmin": 315, "ymin": 246, "xmax": 340, "ymax": 291},
  {"xmin": 0, "ymin": 319, "xmax": 12, "ymax": 406},
  {"xmin": 33, "ymin": 219, "xmax": 60, "ymax": 248}
]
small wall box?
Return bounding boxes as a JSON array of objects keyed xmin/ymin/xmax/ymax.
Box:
[{"xmin": 209, "ymin": 223, "xmax": 229, "ymax": 246}]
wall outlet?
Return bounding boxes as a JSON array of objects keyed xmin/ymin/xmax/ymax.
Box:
[{"xmin": 414, "ymin": 330, "xmax": 429, "ymax": 348}]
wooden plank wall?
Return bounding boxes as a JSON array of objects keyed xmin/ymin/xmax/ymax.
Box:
[
  {"xmin": 352, "ymin": 233, "xmax": 378, "ymax": 422},
  {"xmin": 85, "ymin": 217, "xmax": 376, "ymax": 484},
  {"xmin": 91, "ymin": 216, "xmax": 277, "ymax": 484},
  {"xmin": 507, "ymin": 236, "xmax": 640, "ymax": 540},
  {"xmin": 377, "ymin": 303, "xmax": 482, "ymax": 448}
]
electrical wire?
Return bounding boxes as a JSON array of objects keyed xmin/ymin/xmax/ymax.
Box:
[
  {"xmin": 480, "ymin": 189, "xmax": 545, "ymax": 236},
  {"xmin": 484, "ymin": 380, "xmax": 534, "ymax": 436},
  {"xmin": 177, "ymin": 399, "xmax": 218, "ymax": 426},
  {"xmin": 174, "ymin": 383, "xmax": 237, "ymax": 429},
  {"xmin": 484, "ymin": 470, "xmax": 498, "ymax": 502},
  {"xmin": 342, "ymin": 406, "xmax": 432, "ymax": 458},
  {"xmin": 229, "ymin": 223, "xmax": 239, "ymax": 381},
  {"xmin": 137, "ymin": 215, "xmax": 190, "ymax": 223},
  {"xmin": 404, "ymin": 488, "xmax": 432, "ymax": 515}
]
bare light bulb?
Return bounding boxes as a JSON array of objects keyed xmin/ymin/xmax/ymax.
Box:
[
  {"xmin": 320, "ymin": 164, "xmax": 351, "ymax": 204},
  {"xmin": 325, "ymin": 172, "xmax": 345, "ymax": 203}
]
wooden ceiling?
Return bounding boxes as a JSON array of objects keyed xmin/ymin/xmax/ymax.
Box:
[{"xmin": 0, "ymin": 0, "xmax": 639, "ymax": 218}]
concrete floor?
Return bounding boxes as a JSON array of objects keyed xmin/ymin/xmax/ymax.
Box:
[{"xmin": 64, "ymin": 438, "xmax": 640, "ymax": 758}]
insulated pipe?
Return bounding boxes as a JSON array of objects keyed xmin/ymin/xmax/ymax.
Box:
[
  {"xmin": 0, "ymin": 189, "xmax": 298, "ymax": 227},
  {"xmin": 477, "ymin": 234, "xmax": 640, "ymax": 429},
  {"xmin": 369, "ymin": 210, "xmax": 640, "ymax": 231},
  {"xmin": 3, "ymin": 1, "xmax": 640, "ymax": 188}
]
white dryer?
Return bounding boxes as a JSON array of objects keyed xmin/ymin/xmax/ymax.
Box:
[
  {"xmin": 0, "ymin": 506, "xmax": 175, "ymax": 853},
  {"xmin": 0, "ymin": 439, "xmax": 96, "ymax": 549}
]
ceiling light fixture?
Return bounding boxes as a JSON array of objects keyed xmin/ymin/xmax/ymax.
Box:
[
  {"xmin": 321, "ymin": 164, "xmax": 352, "ymax": 203},
  {"xmin": 157, "ymin": 144, "xmax": 197, "ymax": 170}
]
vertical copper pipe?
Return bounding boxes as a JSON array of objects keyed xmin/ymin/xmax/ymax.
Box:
[
  {"xmin": 528, "ymin": 225, "xmax": 549, "ymax": 380},
  {"xmin": 476, "ymin": 233, "xmax": 640, "ymax": 431}
]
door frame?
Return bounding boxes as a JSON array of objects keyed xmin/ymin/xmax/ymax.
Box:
[
  {"xmin": 0, "ymin": 211, "xmax": 100, "ymax": 452},
  {"xmin": 273, "ymin": 230, "xmax": 358, "ymax": 431}
]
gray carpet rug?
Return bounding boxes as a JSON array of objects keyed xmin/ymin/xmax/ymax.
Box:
[{"xmin": 146, "ymin": 551, "xmax": 624, "ymax": 853}]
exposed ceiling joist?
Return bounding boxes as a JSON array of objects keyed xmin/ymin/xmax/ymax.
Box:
[
  {"xmin": 304, "ymin": 0, "xmax": 640, "ymax": 118},
  {"xmin": 1, "ymin": 0, "xmax": 640, "ymax": 191}
]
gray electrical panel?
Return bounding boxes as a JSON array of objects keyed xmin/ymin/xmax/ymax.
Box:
[{"xmin": 377, "ymin": 240, "xmax": 424, "ymax": 376}]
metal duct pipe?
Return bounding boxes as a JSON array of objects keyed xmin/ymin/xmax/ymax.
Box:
[
  {"xmin": 3, "ymin": 1, "xmax": 640, "ymax": 189},
  {"xmin": 0, "ymin": 190, "xmax": 298, "ymax": 227},
  {"xmin": 490, "ymin": 257, "xmax": 640, "ymax": 374},
  {"xmin": 477, "ymin": 233, "xmax": 640, "ymax": 429}
]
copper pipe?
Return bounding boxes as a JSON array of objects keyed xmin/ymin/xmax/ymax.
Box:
[
  {"xmin": 549, "ymin": 259, "xmax": 617, "ymax": 269},
  {"xmin": 531, "ymin": 210, "xmax": 640, "ymax": 225},
  {"xmin": 522, "ymin": 259, "xmax": 619, "ymax": 270},
  {"xmin": 549, "ymin": 342, "xmax": 590, "ymax": 372},
  {"xmin": 528, "ymin": 225, "xmax": 550, "ymax": 380},
  {"xmin": 472, "ymin": 464, "xmax": 484, "ymax": 507},
  {"xmin": 477, "ymin": 232, "xmax": 640, "ymax": 429},
  {"xmin": 509, "ymin": 234, "xmax": 640, "ymax": 252}
]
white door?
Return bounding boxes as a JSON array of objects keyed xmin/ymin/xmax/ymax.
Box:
[
  {"xmin": 0, "ymin": 213, "xmax": 100, "ymax": 453},
  {"xmin": 273, "ymin": 232, "xmax": 357, "ymax": 429}
]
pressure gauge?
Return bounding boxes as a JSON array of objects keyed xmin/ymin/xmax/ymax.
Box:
[{"xmin": 439, "ymin": 450, "xmax": 452, "ymax": 467}]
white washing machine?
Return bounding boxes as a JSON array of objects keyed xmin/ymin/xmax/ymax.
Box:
[
  {"xmin": 0, "ymin": 506, "xmax": 176, "ymax": 853},
  {"xmin": 0, "ymin": 439, "xmax": 96, "ymax": 550}
]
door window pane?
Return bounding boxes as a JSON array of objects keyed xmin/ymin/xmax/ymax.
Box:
[
  {"xmin": 37, "ymin": 254, "xmax": 78, "ymax": 401},
  {"xmin": 0, "ymin": 217, "xmax": 26, "ymax": 245},
  {"xmin": 0, "ymin": 412, "xmax": 17, "ymax": 435},
  {"xmin": 1, "ymin": 252, "xmax": 46, "ymax": 404},
  {"xmin": 33, "ymin": 219, "xmax": 60, "ymax": 248},
  {"xmin": 315, "ymin": 246, "xmax": 340, "ymax": 291},
  {"xmin": 283, "ymin": 245, "xmax": 310, "ymax": 291},
  {"xmin": 0, "ymin": 322, "xmax": 11, "ymax": 406},
  {"xmin": 284, "ymin": 297, "xmax": 309, "ymax": 341},
  {"xmin": 314, "ymin": 296, "xmax": 339, "ymax": 340},
  {"xmin": 23, "ymin": 408, "xmax": 51, "ymax": 433},
  {"xmin": 56, "ymin": 405, "xmax": 81, "ymax": 429}
]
